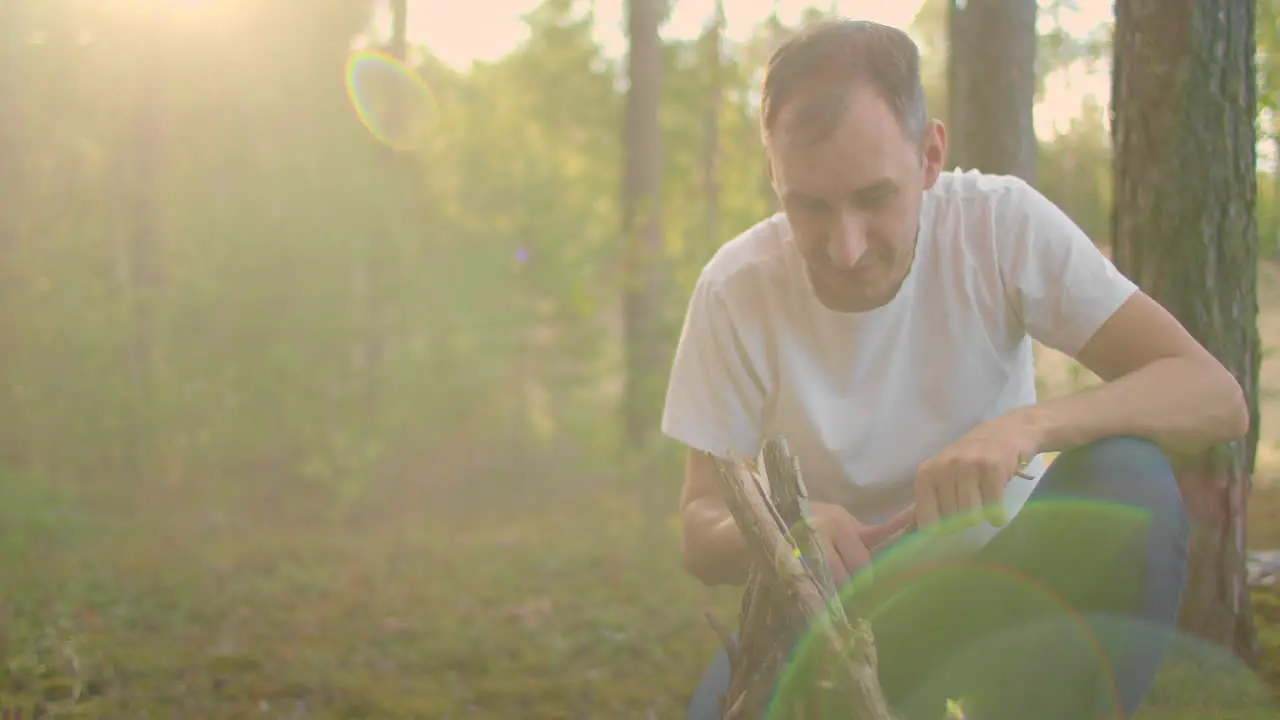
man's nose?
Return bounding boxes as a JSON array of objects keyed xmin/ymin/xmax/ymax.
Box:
[{"xmin": 826, "ymin": 211, "xmax": 867, "ymax": 269}]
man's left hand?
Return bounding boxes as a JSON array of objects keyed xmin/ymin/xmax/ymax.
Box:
[{"xmin": 914, "ymin": 413, "xmax": 1044, "ymax": 531}]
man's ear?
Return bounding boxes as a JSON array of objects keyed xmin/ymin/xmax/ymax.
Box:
[
  {"xmin": 765, "ymin": 156, "xmax": 784, "ymax": 200},
  {"xmin": 921, "ymin": 119, "xmax": 948, "ymax": 189}
]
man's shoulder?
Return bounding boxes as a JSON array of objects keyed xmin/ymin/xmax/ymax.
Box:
[
  {"xmin": 697, "ymin": 213, "xmax": 795, "ymax": 297},
  {"xmin": 926, "ymin": 169, "xmax": 1052, "ymax": 256},
  {"xmin": 930, "ymin": 168, "xmax": 1034, "ymax": 214}
]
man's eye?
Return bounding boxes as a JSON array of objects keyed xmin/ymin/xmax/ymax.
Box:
[
  {"xmin": 858, "ymin": 190, "xmax": 895, "ymax": 209},
  {"xmin": 800, "ymin": 198, "xmax": 830, "ymax": 214}
]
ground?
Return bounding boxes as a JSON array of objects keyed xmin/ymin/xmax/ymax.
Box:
[
  {"xmin": 2, "ymin": 475, "xmax": 1278, "ymax": 719},
  {"xmin": 5, "ymin": 266, "xmax": 1280, "ymax": 719}
]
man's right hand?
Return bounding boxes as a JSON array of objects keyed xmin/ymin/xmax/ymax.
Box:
[
  {"xmin": 808, "ymin": 502, "xmax": 915, "ymax": 587},
  {"xmin": 678, "ymin": 449, "xmax": 916, "ymax": 587}
]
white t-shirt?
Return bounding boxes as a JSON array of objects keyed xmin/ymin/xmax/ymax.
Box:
[{"xmin": 661, "ymin": 169, "xmax": 1138, "ymax": 556}]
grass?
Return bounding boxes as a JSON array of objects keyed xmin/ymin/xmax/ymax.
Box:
[
  {"xmin": 8, "ymin": 262, "xmax": 1280, "ymax": 718},
  {"xmin": 1, "ymin": 462, "xmax": 1279, "ymax": 720},
  {"xmin": 0, "ymin": 472, "xmax": 738, "ymax": 719}
]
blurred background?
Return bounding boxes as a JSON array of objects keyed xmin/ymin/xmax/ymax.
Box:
[{"xmin": 0, "ymin": 0, "xmax": 1278, "ymax": 717}]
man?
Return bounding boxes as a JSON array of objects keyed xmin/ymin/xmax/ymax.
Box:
[{"xmin": 663, "ymin": 19, "xmax": 1249, "ymax": 720}]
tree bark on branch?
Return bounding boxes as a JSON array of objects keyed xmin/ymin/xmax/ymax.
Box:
[{"xmin": 706, "ymin": 438, "xmax": 899, "ymax": 720}]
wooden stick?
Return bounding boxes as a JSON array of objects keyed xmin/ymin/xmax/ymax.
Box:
[{"xmin": 710, "ymin": 438, "xmax": 900, "ymax": 720}]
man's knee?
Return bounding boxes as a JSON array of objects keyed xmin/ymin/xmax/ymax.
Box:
[{"xmin": 1049, "ymin": 437, "xmax": 1188, "ymax": 533}]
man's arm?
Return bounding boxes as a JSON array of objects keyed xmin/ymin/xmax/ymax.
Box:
[
  {"xmin": 914, "ymin": 181, "xmax": 1249, "ymax": 529},
  {"xmin": 663, "ymin": 275, "xmax": 763, "ymax": 588},
  {"xmin": 679, "ymin": 450, "xmax": 752, "ymax": 586},
  {"xmin": 1014, "ymin": 291, "xmax": 1249, "ymax": 457},
  {"xmin": 989, "ymin": 179, "xmax": 1249, "ymax": 458}
]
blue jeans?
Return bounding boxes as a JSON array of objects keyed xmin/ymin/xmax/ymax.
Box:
[{"xmin": 686, "ymin": 437, "xmax": 1190, "ymax": 720}]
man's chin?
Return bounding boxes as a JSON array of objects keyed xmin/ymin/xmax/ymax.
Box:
[
  {"xmin": 807, "ymin": 271, "xmax": 877, "ymax": 313},
  {"xmin": 811, "ymin": 283, "xmax": 871, "ymax": 313},
  {"xmin": 815, "ymin": 290, "xmax": 871, "ymax": 313}
]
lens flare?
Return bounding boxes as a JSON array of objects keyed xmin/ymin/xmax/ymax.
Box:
[
  {"xmin": 344, "ymin": 49, "xmax": 437, "ymax": 151},
  {"xmin": 758, "ymin": 497, "xmax": 1270, "ymax": 718}
]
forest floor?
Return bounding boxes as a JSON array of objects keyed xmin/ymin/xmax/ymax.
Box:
[
  {"xmin": 1, "ymin": 474, "xmax": 1278, "ymax": 719},
  {"xmin": 5, "ymin": 264, "xmax": 1280, "ymax": 719}
]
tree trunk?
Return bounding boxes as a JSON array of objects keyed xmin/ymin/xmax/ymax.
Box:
[
  {"xmin": 0, "ymin": 0, "xmax": 22, "ymax": 468},
  {"xmin": 700, "ymin": 0, "xmax": 724, "ymax": 250},
  {"xmin": 354, "ymin": 0, "xmax": 409, "ymax": 418},
  {"xmin": 947, "ymin": 0, "xmax": 1038, "ymax": 181},
  {"xmin": 621, "ymin": 0, "xmax": 665, "ymax": 445},
  {"xmin": 389, "ymin": 0, "xmax": 407, "ymax": 61},
  {"xmin": 0, "ymin": 2, "xmax": 21, "ymax": 299},
  {"xmin": 1111, "ymin": 0, "xmax": 1261, "ymax": 663},
  {"xmin": 0, "ymin": 0, "xmax": 19, "ymax": 260},
  {"xmin": 120, "ymin": 7, "xmax": 169, "ymax": 482},
  {"xmin": 708, "ymin": 439, "xmax": 899, "ymax": 719},
  {"xmin": 761, "ymin": 6, "xmax": 784, "ymax": 212}
]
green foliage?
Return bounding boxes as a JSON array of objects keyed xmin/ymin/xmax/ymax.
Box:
[
  {"xmin": 0, "ymin": 0, "xmax": 795, "ymax": 494},
  {"xmin": 909, "ymin": 0, "xmax": 949, "ymax": 123},
  {"xmin": 1259, "ymin": 0, "xmax": 1280, "ymax": 118},
  {"xmin": 1037, "ymin": 96, "xmax": 1113, "ymax": 243},
  {"xmin": 1037, "ymin": 0, "xmax": 1113, "ymax": 101}
]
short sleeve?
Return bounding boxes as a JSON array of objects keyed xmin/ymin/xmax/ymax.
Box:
[
  {"xmin": 996, "ymin": 180, "xmax": 1139, "ymax": 357},
  {"xmin": 660, "ymin": 276, "xmax": 766, "ymax": 459}
]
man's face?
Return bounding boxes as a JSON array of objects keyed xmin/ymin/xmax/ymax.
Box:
[{"xmin": 769, "ymin": 83, "xmax": 946, "ymax": 313}]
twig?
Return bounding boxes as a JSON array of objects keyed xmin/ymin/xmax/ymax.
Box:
[
  {"xmin": 711, "ymin": 439, "xmax": 899, "ymax": 720},
  {"xmin": 764, "ymin": 438, "xmax": 838, "ymax": 599},
  {"xmin": 60, "ymin": 638, "xmax": 83, "ymax": 706}
]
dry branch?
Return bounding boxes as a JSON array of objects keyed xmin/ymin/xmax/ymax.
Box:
[{"xmin": 707, "ymin": 438, "xmax": 899, "ymax": 720}]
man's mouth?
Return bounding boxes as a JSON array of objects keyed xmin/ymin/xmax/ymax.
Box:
[{"xmin": 827, "ymin": 261, "xmax": 878, "ymax": 284}]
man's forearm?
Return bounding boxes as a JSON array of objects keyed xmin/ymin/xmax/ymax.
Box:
[
  {"xmin": 1020, "ymin": 356, "xmax": 1249, "ymax": 457},
  {"xmin": 681, "ymin": 498, "xmax": 751, "ymax": 586}
]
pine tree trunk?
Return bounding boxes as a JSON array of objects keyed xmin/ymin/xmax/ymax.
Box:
[
  {"xmin": 0, "ymin": 0, "xmax": 18, "ymax": 261},
  {"xmin": 122, "ymin": 7, "xmax": 169, "ymax": 482},
  {"xmin": 760, "ymin": 6, "xmax": 784, "ymax": 213},
  {"xmin": 947, "ymin": 0, "xmax": 1038, "ymax": 181},
  {"xmin": 0, "ymin": 0, "xmax": 21, "ymax": 468},
  {"xmin": 622, "ymin": 0, "xmax": 666, "ymax": 445},
  {"xmin": 1111, "ymin": 0, "xmax": 1261, "ymax": 663},
  {"xmin": 700, "ymin": 0, "xmax": 724, "ymax": 249},
  {"xmin": 707, "ymin": 439, "xmax": 899, "ymax": 719}
]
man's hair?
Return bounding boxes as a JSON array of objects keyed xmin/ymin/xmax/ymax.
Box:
[{"xmin": 760, "ymin": 19, "xmax": 928, "ymax": 147}]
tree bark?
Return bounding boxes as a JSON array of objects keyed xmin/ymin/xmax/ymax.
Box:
[
  {"xmin": 622, "ymin": 0, "xmax": 666, "ymax": 445},
  {"xmin": 0, "ymin": 0, "xmax": 23, "ymax": 468},
  {"xmin": 388, "ymin": 0, "xmax": 407, "ymax": 61},
  {"xmin": 354, "ymin": 0, "xmax": 413, "ymax": 420},
  {"xmin": 1111, "ymin": 0, "xmax": 1261, "ymax": 663},
  {"xmin": 0, "ymin": 0, "xmax": 19, "ymax": 260},
  {"xmin": 354, "ymin": 0, "xmax": 411, "ymax": 417},
  {"xmin": 947, "ymin": 0, "xmax": 1038, "ymax": 181},
  {"xmin": 708, "ymin": 439, "xmax": 899, "ymax": 720},
  {"xmin": 699, "ymin": 0, "xmax": 724, "ymax": 249},
  {"xmin": 760, "ymin": 6, "xmax": 784, "ymax": 213},
  {"xmin": 119, "ymin": 5, "xmax": 169, "ymax": 482}
]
